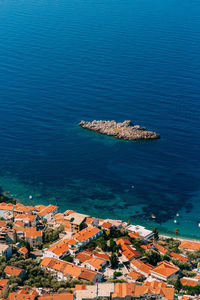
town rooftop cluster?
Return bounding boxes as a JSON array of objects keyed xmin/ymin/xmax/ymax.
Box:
[{"xmin": 0, "ymin": 201, "xmax": 200, "ymax": 299}]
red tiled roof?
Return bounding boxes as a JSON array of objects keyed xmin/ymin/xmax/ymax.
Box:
[
  {"xmin": 179, "ymin": 240, "xmax": 200, "ymax": 251},
  {"xmin": 4, "ymin": 265, "xmax": 24, "ymax": 276},
  {"xmin": 170, "ymin": 252, "xmax": 189, "ymax": 262},
  {"xmin": 181, "ymin": 277, "xmax": 199, "ymax": 287}
]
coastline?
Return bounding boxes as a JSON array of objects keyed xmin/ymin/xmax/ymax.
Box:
[{"xmin": 1, "ymin": 188, "xmax": 199, "ymax": 243}]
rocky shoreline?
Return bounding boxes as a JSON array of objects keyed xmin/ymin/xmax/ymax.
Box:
[{"xmin": 79, "ymin": 120, "xmax": 160, "ymax": 140}]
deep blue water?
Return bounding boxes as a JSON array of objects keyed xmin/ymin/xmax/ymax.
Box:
[{"xmin": 0, "ymin": 0, "xmax": 200, "ymax": 238}]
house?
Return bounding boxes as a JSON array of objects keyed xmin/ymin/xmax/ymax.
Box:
[
  {"xmin": 24, "ymin": 228, "xmax": 43, "ymax": 247},
  {"xmin": 0, "ymin": 243, "xmax": 12, "ymax": 259},
  {"xmin": 170, "ymin": 252, "xmax": 189, "ymax": 262},
  {"xmin": 14, "ymin": 203, "xmax": 35, "ymax": 215},
  {"xmin": 74, "ymin": 283, "xmax": 115, "ymax": 300},
  {"xmin": 37, "ymin": 204, "xmax": 58, "ymax": 221},
  {"xmin": 18, "ymin": 247, "xmax": 28, "ymax": 258},
  {"xmin": 84, "ymin": 217, "xmax": 99, "ymax": 228},
  {"xmin": 112, "ymin": 282, "xmax": 135, "ymax": 299},
  {"xmin": 40, "ymin": 257, "xmax": 102, "ymax": 283},
  {"xmin": 75, "ymin": 251, "xmax": 93, "ymax": 264},
  {"xmin": 4, "ymin": 265, "xmax": 26, "ymax": 280},
  {"xmin": 127, "ymin": 270, "xmax": 142, "ymax": 282},
  {"xmin": 112, "ymin": 282, "xmax": 174, "ymax": 300},
  {"xmin": 38, "ymin": 293, "xmax": 73, "ymax": 300},
  {"xmin": 179, "ymin": 240, "xmax": 200, "ymax": 251},
  {"xmin": 8, "ymin": 288, "xmax": 38, "ymax": 300},
  {"xmin": 83, "ymin": 257, "xmax": 107, "ymax": 272},
  {"xmin": 0, "ymin": 202, "xmax": 14, "ymax": 219},
  {"xmin": 181, "ymin": 277, "xmax": 200, "ymax": 287},
  {"xmin": 130, "ymin": 259, "xmax": 153, "ymax": 277},
  {"xmin": 72, "ymin": 226, "xmax": 102, "ymax": 247},
  {"xmin": 101, "ymin": 222, "xmax": 112, "ymax": 233},
  {"xmin": 14, "ymin": 227, "xmax": 43, "ymax": 247},
  {"xmin": 0, "ymin": 279, "xmax": 9, "ymax": 291},
  {"xmin": 63, "ymin": 212, "xmax": 87, "ymax": 233},
  {"xmin": 45, "ymin": 240, "xmax": 70, "ymax": 259},
  {"xmin": 14, "ymin": 213, "xmax": 37, "ymax": 227},
  {"xmin": 154, "ymin": 244, "xmax": 169, "ymax": 255},
  {"xmin": 126, "ymin": 225, "xmax": 154, "ymax": 240},
  {"xmin": 151, "ymin": 260, "xmax": 180, "ymax": 281},
  {"xmin": 121, "ymin": 245, "xmax": 141, "ymax": 262}
]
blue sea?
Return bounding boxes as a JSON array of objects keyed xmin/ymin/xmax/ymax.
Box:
[{"xmin": 0, "ymin": 0, "xmax": 200, "ymax": 238}]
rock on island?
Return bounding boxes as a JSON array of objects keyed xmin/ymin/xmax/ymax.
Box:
[{"xmin": 79, "ymin": 120, "xmax": 160, "ymax": 140}]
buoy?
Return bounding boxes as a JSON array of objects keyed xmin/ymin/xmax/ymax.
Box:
[
  {"xmin": 29, "ymin": 195, "xmax": 33, "ymax": 199},
  {"xmin": 176, "ymin": 213, "xmax": 179, "ymax": 217},
  {"xmin": 174, "ymin": 220, "xmax": 177, "ymax": 223},
  {"xmin": 198, "ymin": 223, "xmax": 200, "ymax": 227}
]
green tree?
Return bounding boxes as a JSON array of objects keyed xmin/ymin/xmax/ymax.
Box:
[
  {"xmin": 152, "ymin": 227, "xmax": 159, "ymax": 242},
  {"xmin": 110, "ymin": 253, "xmax": 119, "ymax": 268},
  {"xmin": 0, "ymin": 285, "xmax": 9, "ymax": 299},
  {"xmin": 96, "ymin": 236, "xmax": 107, "ymax": 251},
  {"xmin": 174, "ymin": 277, "xmax": 182, "ymax": 291},
  {"xmin": 145, "ymin": 250, "xmax": 161, "ymax": 266}
]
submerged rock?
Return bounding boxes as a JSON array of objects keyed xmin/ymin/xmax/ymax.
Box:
[{"xmin": 79, "ymin": 120, "xmax": 160, "ymax": 140}]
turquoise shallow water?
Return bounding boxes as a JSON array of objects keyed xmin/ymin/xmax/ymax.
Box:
[{"xmin": 0, "ymin": 0, "xmax": 200, "ymax": 238}]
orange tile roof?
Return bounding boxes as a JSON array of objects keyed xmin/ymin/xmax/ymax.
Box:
[
  {"xmin": 18, "ymin": 247, "xmax": 28, "ymax": 255},
  {"xmin": 0, "ymin": 220, "xmax": 7, "ymax": 228},
  {"xmin": 179, "ymin": 296, "xmax": 192, "ymax": 300},
  {"xmin": 0, "ymin": 202, "xmax": 14, "ymax": 211},
  {"xmin": 112, "ymin": 282, "xmax": 135, "ymax": 298},
  {"xmin": 122, "ymin": 246, "xmax": 140, "ymax": 260},
  {"xmin": 8, "ymin": 294, "xmax": 36, "ymax": 300},
  {"xmin": 84, "ymin": 258, "xmax": 105, "ymax": 270},
  {"xmin": 38, "ymin": 293, "xmax": 73, "ymax": 300},
  {"xmin": 14, "ymin": 203, "xmax": 34, "ymax": 213},
  {"xmin": 152, "ymin": 261, "xmax": 179, "ymax": 278},
  {"xmin": 101, "ymin": 222, "xmax": 112, "ymax": 229},
  {"xmin": 73, "ymin": 226, "xmax": 101, "ymax": 242},
  {"xmin": 128, "ymin": 231, "xmax": 140, "ymax": 239},
  {"xmin": 130, "ymin": 259, "xmax": 153, "ymax": 275},
  {"xmin": 195, "ymin": 274, "xmax": 200, "ymax": 280},
  {"xmin": 85, "ymin": 217, "xmax": 94, "ymax": 224},
  {"xmin": 179, "ymin": 240, "xmax": 200, "ymax": 251},
  {"xmin": 38, "ymin": 205, "xmax": 58, "ymax": 217},
  {"xmin": 14, "ymin": 213, "xmax": 36, "ymax": 223},
  {"xmin": 64, "ymin": 210, "xmax": 76, "ymax": 215},
  {"xmin": 181, "ymin": 277, "xmax": 199, "ymax": 287},
  {"xmin": 116, "ymin": 238, "xmax": 132, "ymax": 247},
  {"xmin": 64, "ymin": 264, "xmax": 82, "ymax": 278},
  {"xmin": 111, "ymin": 281, "xmax": 174, "ymax": 300},
  {"xmin": 170, "ymin": 251, "xmax": 189, "ymax": 262},
  {"xmin": 134, "ymin": 285, "xmax": 149, "ymax": 297},
  {"xmin": 24, "ymin": 228, "xmax": 42, "ymax": 238},
  {"xmin": 79, "ymin": 268, "xmax": 98, "ymax": 281},
  {"xmin": 41, "ymin": 257, "xmax": 55, "ymax": 267},
  {"xmin": 4, "ymin": 265, "xmax": 24, "ymax": 276},
  {"xmin": 76, "ymin": 252, "xmax": 93, "ymax": 263},
  {"xmin": 48, "ymin": 241, "xmax": 69, "ymax": 258},
  {"xmin": 54, "ymin": 213, "xmax": 65, "ymax": 220},
  {"xmin": 92, "ymin": 251, "xmax": 110, "ymax": 261},
  {"xmin": 75, "ymin": 285, "xmax": 86, "ymax": 290},
  {"xmin": 0, "ymin": 279, "xmax": 8, "ymax": 287},
  {"xmin": 140, "ymin": 243, "xmax": 153, "ymax": 251},
  {"xmin": 14, "ymin": 220, "xmax": 25, "ymax": 227},
  {"xmin": 128, "ymin": 270, "xmax": 141, "ymax": 281},
  {"xmin": 17, "ymin": 288, "xmax": 38, "ymax": 296},
  {"xmin": 34, "ymin": 205, "xmax": 47, "ymax": 212},
  {"xmin": 154, "ymin": 244, "xmax": 169, "ymax": 254}
]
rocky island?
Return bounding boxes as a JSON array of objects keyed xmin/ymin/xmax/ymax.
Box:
[{"xmin": 79, "ymin": 120, "xmax": 160, "ymax": 140}]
